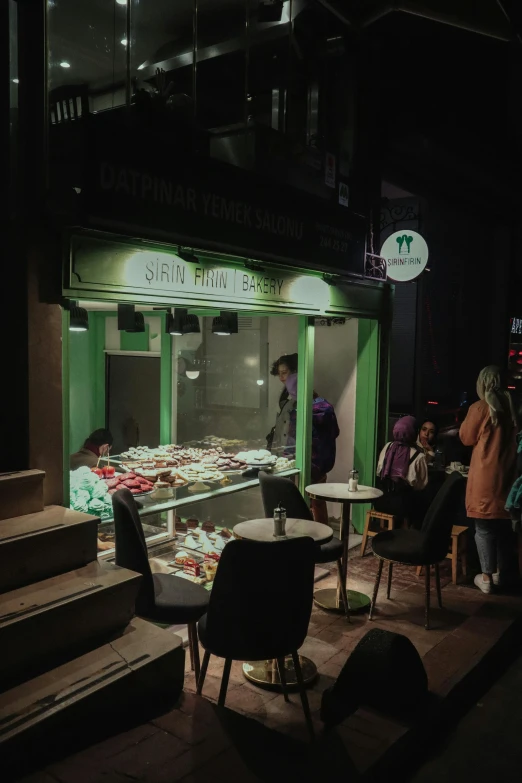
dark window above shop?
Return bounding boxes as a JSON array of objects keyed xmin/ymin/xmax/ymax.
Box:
[{"xmin": 47, "ymin": 0, "xmax": 358, "ymax": 202}]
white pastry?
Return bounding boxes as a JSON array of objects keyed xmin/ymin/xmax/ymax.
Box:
[{"xmin": 184, "ymin": 535, "xmax": 199, "ymax": 549}]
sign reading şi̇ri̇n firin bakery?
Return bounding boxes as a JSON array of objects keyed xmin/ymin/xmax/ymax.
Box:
[{"xmin": 68, "ymin": 235, "xmax": 331, "ymax": 311}]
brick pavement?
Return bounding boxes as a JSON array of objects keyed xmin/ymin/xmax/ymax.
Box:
[{"xmin": 15, "ymin": 554, "xmax": 522, "ymax": 783}]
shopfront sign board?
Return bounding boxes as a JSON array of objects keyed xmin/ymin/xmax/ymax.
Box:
[
  {"xmin": 82, "ymin": 124, "xmax": 365, "ymax": 277},
  {"xmin": 68, "ymin": 235, "xmax": 332, "ymax": 313},
  {"xmin": 380, "ymin": 230, "xmax": 429, "ymax": 282}
]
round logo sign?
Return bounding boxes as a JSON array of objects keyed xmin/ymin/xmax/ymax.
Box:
[{"xmin": 380, "ymin": 230, "xmax": 429, "ymax": 282}]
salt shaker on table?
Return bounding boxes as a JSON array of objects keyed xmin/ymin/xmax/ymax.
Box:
[
  {"xmin": 348, "ymin": 468, "xmax": 359, "ymax": 492},
  {"xmin": 273, "ymin": 503, "xmax": 287, "ymax": 538}
]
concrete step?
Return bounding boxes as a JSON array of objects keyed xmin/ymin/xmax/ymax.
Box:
[
  {"xmin": 0, "ymin": 617, "xmax": 185, "ymax": 779},
  {"xmin": 0, "ymin": 560, "xmax": 141, "ymax": 689},
  {"xmin": 0, "ymin": 505, "xmax": 98, "ymax": 594}
]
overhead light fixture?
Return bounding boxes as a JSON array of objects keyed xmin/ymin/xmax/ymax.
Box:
[
  {"xmin": 212, "ymin": 312, "xmax": 238, "ymax": 336},
  {"xmin": 186, "ymin": 370, "xmax": 200, "ymax": 380},
  {"xmin": 60, "ymin": 61, "xmax": 71, "ymax": 69},
  {"xmin": 121, "ymin": 38, "xmax": 128, "ymax": 46},
  {"xmin": 137, "ymin": 62, "xmax": 147, "ymax": 70},
  {"xmin": 177, "ymin": 246, "xmax": 199, "ymax": 264},
  {"xmin": 117, "ymin": 303, "xmax": 145, "ymax": 333},
  {"xmin": 258, "ymin": 0, "xmax": 283, "ymax": 23},
  {"xmin": 182, "ymin": 314, "xmax": 201, "ymax": 335},
  {"xmin": 256, "ymin": 379, "xmax": 264, "ymax": 386},
  {"xmin": 166, "ymin": 308, "xmax": 187, "ymax": 336},
  {"xmin": 12, "ymin": 78, "xmax": 19, "ymax": 84},
  {"xmin": 116, "ymin": 0, "xmax": 127, "ymax": 5},
  {"xmin": 69, "ymin": 302, "xmax": 89, "ymax": 332}
]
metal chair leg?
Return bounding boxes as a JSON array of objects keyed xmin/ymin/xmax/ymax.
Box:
[
  {"xmin": 386, "ymin": 562, "xmax": 394, "ymax": 599},
  {"xmin": 218, "ymin": 658, "xmax": 232, "ymax": 707},
  {"xmin": 435, "ymin": 563, "xmax": 443, "ymax": 608},
  {"xmin": 292, "ymin": 652, "xmax": 314, "ymax": 741},
  {"xmin": 188, "ymin": 622, "xmax": 201, "ymax": 683},
  {"xmin": 276, "ymin": 658, "xmax": 290, "ymax": 702},
  {"xmin": 369, "ymin": 558, "xmax": 384, "ymax": 620},
  {"xmin": 336, "ymin": 559, "xmax": 351, "ymax": 621},
  {"xmin": 197, "ymin": 650, "xmax": 211, "ymax": 696},
  {"xmin": 425, "ymin": 564, "xmax": 431, "ymax": 630}
]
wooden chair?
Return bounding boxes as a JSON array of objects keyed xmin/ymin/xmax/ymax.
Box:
[
  {"xmin": 416, "ymin": 524, "xmax": 468, "ymax": 584},
  {"xmin": 361, "ymin": 510, "xmax": 395, "ymax": 557}
]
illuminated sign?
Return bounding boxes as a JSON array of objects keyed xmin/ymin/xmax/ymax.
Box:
[{"xmin": 380, "ymin": 230, "xmax": 429, "ymax": 282}]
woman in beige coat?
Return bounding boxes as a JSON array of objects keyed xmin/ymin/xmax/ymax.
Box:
[{"xmin": 460, "ymin": 366, "xmax": 517, "ymax": 593}]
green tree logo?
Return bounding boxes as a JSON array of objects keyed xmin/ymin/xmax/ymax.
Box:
[{"xmin": 396, "ymin": 234, "xmax": 413, "ymax": 254}]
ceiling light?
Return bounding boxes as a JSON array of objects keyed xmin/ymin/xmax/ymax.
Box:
[
  {"xmin": 116, "ymin": 0, "xmax": 127, "ymax": 5},
  {"xmin": 256, "ymin": 379, "xmax": 264, "ymax": 386},
  {"xmin": 137, "ymin": 63, "xmax": 146, "ymax": 70},
  {"xmin": 258, "ymin": 0, "xmax": 283, "ymax": 23},
  {"xmin": 182, "ymin": 314, "xmax": 201, "ymax": 335},
  {"xmin": 166, "ymin": 308, "xmax": 187, "ymax": 336},
  {"xmin": 69, "ymin": 305, "xmax": 89, "ymax": 332},
  {"xmin": 12, "ymin": 78, "xmax": 19, "ymax": 84},
  {"xmin": 186, "ymin": 370, "xmax": 200, "ymax": 380},
  {"xmin": 117, "ymin": 303, "xmax": 145, "ymax": 333},
  {"xmin": 121, "ymin": 38, "xmax": 128, "ymax": 46},
  {"xmin": 60, "ymin": 61, "xmax": 71, "ymax": 69},
  {"xmin": 212, "ymin": 312, "xmax": 238, "ymax": 336},
  {"xmin": 177, "ymin": 246, "xmax": 199, "ymax": 264}
]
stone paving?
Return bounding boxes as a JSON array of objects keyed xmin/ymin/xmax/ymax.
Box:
[{"xmin": 16, "ymin": 553, "xmax": 522, "ymax": 783}]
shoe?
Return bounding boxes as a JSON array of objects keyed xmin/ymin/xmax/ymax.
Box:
[{"xmin": 474, "ymin": 574, "xmax": 492, "ymax": 594}]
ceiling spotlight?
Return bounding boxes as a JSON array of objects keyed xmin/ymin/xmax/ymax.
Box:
[
  {"xmin": 256, "ymin": 379, "xmax": 264, "ymax": 386},
  {"xmin": 121, "ymin": 38, "xmax": 128, "ymax": 46},
  {"xmin": 182, "ymin": 314, "xmax": 201, "ymax": 335},
  {"xmin": 212, "ymin": 312, "xmax": 238, "ymax": 336},
  {"xmin": 166, "ymin": 308, "xmax": 187, "ymax": 336},
  {"xmin": 116, "ymin": 0, "xmax": 127, "ymax": 5},
  {"xmin": 12, "ymin": 78, "xmax": 19, "ymax": 84},
  {"xmin": 177, "ymin": 246, "xmax": 199, "ymax": 264},
  {"xmin": 117, "ymin": 303, "xmax": 145, "ymax": 333},
  {"xmin": 186, "ymin": 370, "xmax": 200, "ymax": 380},
  {"xmin": 258, "ymin": 0, "xmax": 283, "ymax": 23},
  {"xmin": 69, "ymin": 304, "xmax": 89, "ymax": 332},
  {"xmin": 59, "ymin": 61, "xmax": 71, "ymax": 69}
]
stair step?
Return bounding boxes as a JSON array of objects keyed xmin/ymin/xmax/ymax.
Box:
[
  {"xmin": 0, "ymin": 617, "xmax": 185, "ymax": 778},
  {"xmin": 0, "ymin": 506, "xmax": 99, "ymax": 593},
  {"xmin": 0, "ymin": 561, "xmax": 142, "ymax": 689}
]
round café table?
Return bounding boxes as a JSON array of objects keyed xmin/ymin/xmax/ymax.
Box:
[
  {"xmin": 233, "ymin": 517, "xmax": 333, "ymax": 545},
  {"xmin": 232, "ymin": 517, "xmax": 333, "ymax": 691},
  {"xmin": 306, "ymin": 483, "xmax": 383, "ymax": 615}
]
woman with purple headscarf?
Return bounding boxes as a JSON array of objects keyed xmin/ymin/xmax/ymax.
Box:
[{"xmin": 377, "ymin": 415, "xmax": 428, "ymax": 492}]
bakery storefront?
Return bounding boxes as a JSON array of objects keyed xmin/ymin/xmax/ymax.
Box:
[{"xmin": 62, "ymin": 147, "xmax": 391, "ymax": 581}]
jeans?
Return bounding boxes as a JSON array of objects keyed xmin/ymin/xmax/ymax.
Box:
[{"xmin": 474, "ymin": 519, "xmax": 514, "ymax": 575}]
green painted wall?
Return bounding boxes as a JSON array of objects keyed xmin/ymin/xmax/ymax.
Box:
[
  {"xmin": 352, "ymin": 318, "xmax": 381, "ymax": 533},
  {"xmin": 69, "ymin": 328, "xmax": 95, "ymax": 454}
]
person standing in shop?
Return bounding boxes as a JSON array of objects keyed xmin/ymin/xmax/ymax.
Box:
[
  {"xmin": 268, "ymin": 354, "xmax": 339, "ymax": 525},
  {"xmin": 460, "ymin": 366, "xmax": 518, "ymax": 593},
  {"xmin": 70, "ymin": 429, "xmax": 114, "ymax": 471}
]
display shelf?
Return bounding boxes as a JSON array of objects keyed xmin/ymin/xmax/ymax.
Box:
[
  {"xmin": 141, "ymin": 468, "xmax": 298, "ymax": 518},
  {"xmin": 98, "ymin": 469, "xmax": 299, "ymax": 526}
]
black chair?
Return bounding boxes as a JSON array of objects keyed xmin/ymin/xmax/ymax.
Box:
[
  {"xmin": 197, "ymin": 537, "xmax": 317, "ymax": 739},
  {"xmin": 258, "ymin": 472, "xmax": 349, "ymax": 616},
  {"xmin": 113, "ymin": 489, "xmax": 209, "ymax": 680},
  {"xmin": 369, "ymin": 472, "xmax": 465, "ymax": 630}
]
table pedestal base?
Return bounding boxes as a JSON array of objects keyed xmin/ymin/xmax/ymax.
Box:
[
  {"xmin": 314, "ymin": 587, "xmax": 371, "ymax": 614},
  {"xmin": 242, "ymin": 656, "xmax": 317, "ymax": 690}
]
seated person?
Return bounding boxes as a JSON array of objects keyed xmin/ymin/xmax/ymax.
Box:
[
  {"xmin": 70, "ymin": 429, "xmax": 113, "ymax": 470},
  {"xmin": 417, "ymin": 419, "xmax": 439, "ymax": 465},
  {"xmin": 375, "ymin": 415, "xmax": 428, "ymax": 523}
]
